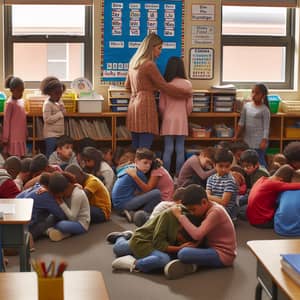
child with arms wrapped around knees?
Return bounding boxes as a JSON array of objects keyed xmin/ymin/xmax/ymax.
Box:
[
  {"xmin": 107, "ymin": 205, "xmax": 201, "ymax": 274},
  {"xmin": 165, "ymin": 184, "xmax": 237, "ymax": 280}
]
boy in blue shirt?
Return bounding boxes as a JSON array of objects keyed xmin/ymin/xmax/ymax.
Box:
[
  {"xmin": 112, "ymin": 148, "xmax": 161, "ymax": 222},
  {"xmin": 206, "ymin": 149, "xmax": 238, "ymax": 220}
]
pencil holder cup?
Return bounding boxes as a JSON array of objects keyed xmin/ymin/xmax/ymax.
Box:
[{"xmin": 38, "ymin": 277, "xmax": 64, "ymax": 300}]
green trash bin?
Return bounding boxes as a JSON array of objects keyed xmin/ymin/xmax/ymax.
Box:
[{"xmin": 267, "ymin": 95, "xmax": 281, "ymax": 114}]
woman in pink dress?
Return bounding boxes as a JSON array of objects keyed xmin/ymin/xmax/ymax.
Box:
[
  {"xmin": 159, "ymin": 57, "xmax": 193, "ymax": 175},
  {"xmin": 2, "ymin": 76, "xmax": 27, "ymax": 157},
  {"xmin": 125, "ymin": 33, "xmax": 192, "ymax": 149}
]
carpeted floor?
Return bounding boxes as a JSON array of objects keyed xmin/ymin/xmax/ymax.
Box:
[{"xmin": 6, "ymin": 213, "xmax": 286, "ymax": 300}]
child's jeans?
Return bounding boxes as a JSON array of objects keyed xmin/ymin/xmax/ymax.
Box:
[
  {"xmin": 178, "ymin": 247, "xmax": 225, "ymax": 268},
  {"xmin": 255, "ymin": 148, "xmax": 268, "ymax": 169},
  {"xmin": 45, "ymin": 137, "xmax": 58, "ymax": 159},
  {"xmin": 123, "ymin": 189, "xmax": 161, "ymax": 213},
  {"xmin": 113, "ymin": 237, "xmax": 171, "ymax": 272},
  {"xmin": 163, "ymin": 135, "xmax": 185, "ymax": 174},
  {"xmin": 54, "ymin": 220, "xmax": 86, "ymax": 235},
  {"xmin": 131, "ymin": 132, "xmax": 154, "ymax": 150},
  {"xmin": 90, "ymin": 206, "xmax": 106, "ymax": 223}
]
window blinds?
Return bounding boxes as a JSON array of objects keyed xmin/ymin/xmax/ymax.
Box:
[
  {"xmin": 222, "ymin": 0, "xmax": 298, "ymax": 7},
  {"xmin": 4, "ymin": 0, "xmax": 92, "ymax": 4}
]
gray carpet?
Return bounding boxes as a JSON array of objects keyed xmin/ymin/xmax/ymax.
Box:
[{"xmin": 6, "ymin": 214, "xmax": 285, "ymax": 300}]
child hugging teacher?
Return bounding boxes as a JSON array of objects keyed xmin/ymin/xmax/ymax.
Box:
[{"xmin": 125, "ymin": 32, "xmax": 192, "ymax": 150}]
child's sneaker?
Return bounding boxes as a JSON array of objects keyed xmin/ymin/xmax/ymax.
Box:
[
  {"xmin": 106, "ymin": 230, "xmax": 133, "ymax": 244},
  {"xmin": 48, "ymin": 228, "xmax": 70, "ymax": 242},
  {"xmin": 112, "ymin": 255, "xmax": 136, "ymax": 272},
  {"xmin": 164, "ymin": 259, "xmax": 197, "ymax": 280}
]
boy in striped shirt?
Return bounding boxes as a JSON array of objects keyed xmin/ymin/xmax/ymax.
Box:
[{"xmin": 206, "ymin": 149, "xmax": 238, "ymax": 220}]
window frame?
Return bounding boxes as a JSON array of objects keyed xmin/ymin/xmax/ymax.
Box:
[
  {"xmin": 4, "ymin": 5, "xmax": 93, "ymax": 88},
  {"xmin": 221, "ymin": 7, "xmax": 295, "ymax": 89}
]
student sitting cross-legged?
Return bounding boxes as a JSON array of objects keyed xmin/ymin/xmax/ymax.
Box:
[
  {"xmin": 206, "ymin": 149, "xmax": 238, "ymax": 220},
  {"xmin": 164, "ymin": 184, "xmax": 237, "ymax": 280},
  {"xmin": 46, "ymin": 172, "xmax": 90, "ymax": 241},
  {"xmin": 107, "ymin": 204, "xmax": 201, "ymax": 274},
  {"xmin": 111, "ymin": 148, "xmax": 161, "ymax": 222}
]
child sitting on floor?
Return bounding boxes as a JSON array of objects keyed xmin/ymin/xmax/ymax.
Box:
[
  {"xmin": 64, "ymin": 164, "xmax": 111, "ymax": 224},
  {"xmin": 206, "ymin": 148, "xmax": 238, "ymax": 220},
  {"xmin": 165, "ymin": 184, "xmax": 237, "ymax": 280},
  {"xmin": 80, "ymin": 146, "xmax": 115, "ymax": 193},
  {"xmin": 176, "ymin": 147, "xmax": 216, "ymax": 188},
  {"xmin": 111, "ymin": 148, "xmax": 161, "ymax": 222},
  {"xmin": 107, "ymin": 205, "xmax": 201, "ymax": 274},
  {"xmin": 48, "ymin": 135, "xmax": 78, "ymax": 169},
  {"xmin": 246, "ymin": 164, "xmax": 300, "ymax": 228},
  {"xmin": 46, "ymin": 172, "xmax": 90, "ymax": 241}
]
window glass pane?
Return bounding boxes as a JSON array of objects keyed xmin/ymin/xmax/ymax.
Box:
[
  {"xmin": 222, "ymin": 46, "xmax": 286, "ymax": 82},
  {"xmin": 222, "ymin": 6, "xmax": 287, "ymax": 36},
  {"xmin": 12, "ymin": 5, "xmax": 85, "ymax": 35},
  {"xmin": 13, "ymin": 43, "xmax": 84, "ymax": 81}
]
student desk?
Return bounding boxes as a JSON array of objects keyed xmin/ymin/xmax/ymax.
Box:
[
  {"xmin": 247, "ymin": 239, "xmax": 300, "ymax": 300},
  {"xmin": 0, "ymin": 271, "xmax": 109, "ymax": 300},
  {"xmin": 0, "ymin": 272, "xmax": 38, "ymax": 300},
  {"xmin": 64, "ymin": 270, "xmax": 109, "ymax": 300},
  {"xmin": 0, "ymin": 198, "xmax": 33, "ymax": 272}
]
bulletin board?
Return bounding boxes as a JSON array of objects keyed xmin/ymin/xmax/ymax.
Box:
[
  {"xmin": 101, "ymin": 0, "xmax": 184, "ymax": 82},
  {"xmin": 189, "ymin": 48, "xmax": 214, "ymax": 80}
]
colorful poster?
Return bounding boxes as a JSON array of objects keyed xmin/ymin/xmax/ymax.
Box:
[
  {"xmin": 102, "ymin": 0, "xmax": 183, "ymax": 82},
  {"xmin": 189, "ymin": 48, "xmax": 214, "ymax": 80}
]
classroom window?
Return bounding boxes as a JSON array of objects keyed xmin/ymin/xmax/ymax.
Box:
[
  {"xmin": 4, "ymin": 5, "xmax": 92, "ymax": 87},
  {"xmin": 221, "ymin": 6, "xmax": 295, "ymax": 89}
]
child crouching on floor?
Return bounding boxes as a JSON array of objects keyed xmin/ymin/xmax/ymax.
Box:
[
  {"xmin": 111, "ymin": 148, "xmax": 161, "ymax": 222},
  {"xmin": 106, "ymin": 204, "xmax": 201, "ymax": 274},
  {"xmin": 165, "ymin": 184, "xmax": 237, "ymax": 280}
]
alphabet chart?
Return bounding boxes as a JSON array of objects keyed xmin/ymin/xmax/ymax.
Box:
[{"xmin": 189, "ymin": 48, "xmax": 214, "ymax": 80}]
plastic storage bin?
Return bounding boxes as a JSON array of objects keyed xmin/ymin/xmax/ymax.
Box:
[
  {"xmin": 191, "ymin": 127, "xmax": 211, "ymax": 138},
  {"xmin": 77, "ymin": 99, "xmax": 103, "ymax": 113},
  {"xmin": 267, "ymin": 95, "xmax": 281, "ymax": 114}
]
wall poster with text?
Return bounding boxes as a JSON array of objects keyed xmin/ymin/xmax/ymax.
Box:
[{"xmin": 102, "ymin": 0, "xmax": 184, "ymax": 82}]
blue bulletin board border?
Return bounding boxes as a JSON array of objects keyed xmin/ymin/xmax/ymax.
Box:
[{"xmin": 101, "ymin": 0, "xmax": 184, "ymax": 83}]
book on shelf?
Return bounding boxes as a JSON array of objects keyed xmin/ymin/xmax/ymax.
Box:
[{"xmin": 280, "ymin": 254, "xmax": 300, "ymax": 286}]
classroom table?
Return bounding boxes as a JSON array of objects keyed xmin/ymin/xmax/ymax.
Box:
[
  {"xmin": 64, "ymin": 270, "xmax": 110, "ymax": 300},
  {"xmin": 0, "ymin": 198, "xmax": 33, "ymax": 272},
  {"xmin": 0, "ymin": 271, "xmax": 109, "ymax": 300},
  {"xmin": 0, "ymin": 272, "xmax": 38, "ymax": 300},
  {"xmin": 247, "ymin": 239, "xmax": 300, "ymax": 300}
]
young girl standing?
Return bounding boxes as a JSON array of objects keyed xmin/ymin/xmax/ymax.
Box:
[
  {"xmin": 40, "ymin": 76, "xmax": 66, "ymax": 158},
  {"xmin": 234, "ymin": 83, "xmax": 270, "ymax": 168},
  {"xmin": 126, "ymin": 33, "xmax": 192, "ymax": 150},
  {"xmin": 159, "ymin": 57, "xmax": 193, "ymax": 174},
  {"xmin": 2, "ymin": 76, "xmax": 27, "ymax": 157}
]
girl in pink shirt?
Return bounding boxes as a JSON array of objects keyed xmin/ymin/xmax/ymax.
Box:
[
  {"xmin": 164, "ymin": 184, "xmax": 237, "ymax": 280},
  {"xmin": 159, "ymin": 57, "xmax": 193, "ymax": 175},
  {"xmin": 2, "ymin": 76, "xmax": 27, "ymax": 157}
]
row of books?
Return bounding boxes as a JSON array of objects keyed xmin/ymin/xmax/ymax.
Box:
[
  {"xmin": 35, "ymin": 118, "xmax": 112, "ymax": 140},
  {"xmin": 116, "ymin": 125, "xmax": 131, "ymax": 139}
]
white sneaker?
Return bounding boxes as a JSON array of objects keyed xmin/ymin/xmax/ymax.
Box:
[
  {"xmin": 164, "ymin": 259, "xmax": 197, "ymax": 280},
  {"xmin": 48, "ymin": 228, "xmax": 70, "ymax": 242},
  {"xmin": 112, "ymin": 255, "xmax": 136, "ymax": 272}
]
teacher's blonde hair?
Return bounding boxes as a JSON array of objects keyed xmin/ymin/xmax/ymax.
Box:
[{"xmin": 129, "ymin": 32, "xmax": 163, "ymax": 70}]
